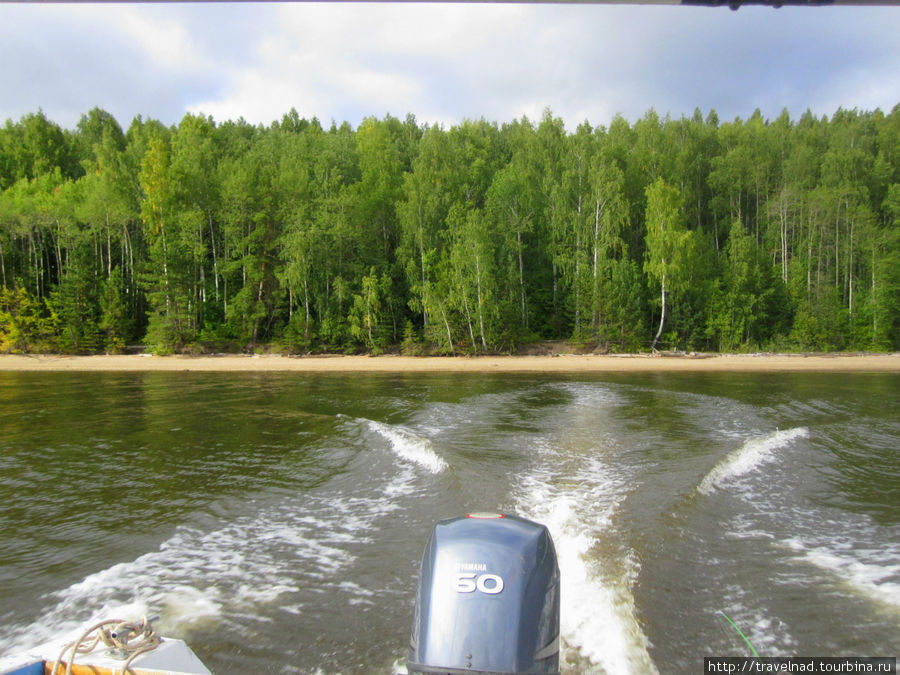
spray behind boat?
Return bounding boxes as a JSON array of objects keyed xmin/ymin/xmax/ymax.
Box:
[{"xmin": 408, "ymin": 513, "xmax": 560, "ymax": 675}]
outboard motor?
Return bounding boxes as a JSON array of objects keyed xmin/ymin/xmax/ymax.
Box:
[{"xmin": 408, "ymin": 513, "xmax": 560, "ymax": 675}]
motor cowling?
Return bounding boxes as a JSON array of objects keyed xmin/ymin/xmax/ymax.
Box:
[{"xmin": 408, "ymin": 513, "xmax": 560, "ymax": 675}]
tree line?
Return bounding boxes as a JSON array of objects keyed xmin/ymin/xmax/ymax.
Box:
[{"xmin": 0, "ymin": 104, "xmax": 897, "ymax": 354}]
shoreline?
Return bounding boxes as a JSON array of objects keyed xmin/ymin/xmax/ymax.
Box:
[{"xmin": 0, "ymin": 352, "xmax": 897, "ymax": 373}]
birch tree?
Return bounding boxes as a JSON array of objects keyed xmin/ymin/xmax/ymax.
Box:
[{"xmin": 644, "ymin": 178, "xmax": 691, "ymax": 350}]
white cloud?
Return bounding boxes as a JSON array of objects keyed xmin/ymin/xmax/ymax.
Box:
[
  {"xmin": 0, "ymin": 3, "xmax": 226, "ymax": 127},
  {"xmin": 188, "ymin": 3, "xmax": 540, "ymax": 127},
  {"xmin": 189, "ymin": 66, "xmax": 324, "ymax": 127},
  {"xmin": 111, "ymin": 6, "xmax": 203, "ymax": 72},
  {"xmin": 1, "ymin": 2, "xmax": 898, "ymax": 131}
]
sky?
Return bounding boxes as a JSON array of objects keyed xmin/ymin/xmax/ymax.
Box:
[{"xmin": 0, "ymin": 1, "xmax": 898, "ymax": 132}]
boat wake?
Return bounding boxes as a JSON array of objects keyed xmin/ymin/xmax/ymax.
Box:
[
  {"xmin": 0, "ymin": 486, "xmax": 391, "ymax": 655},
  {"xmin": 698, "ymin": 428, "xmax": 809, "ymax": 495},
  {"xmin": 1, "ymin": 419, "xmax": 449, "ymax": 657},
  {"xmin": 519, "ymin": 474, "xmax": 653, "ymax": 674},
  {"xmin": 362, "ymin": 419, "xmax": 448, "ymax": 474},
  {"xmin": 783, "ymin": 534, "xmax": 900, "ymax": 607},
  {"xmin": 514, "ymin": 385, "xmax": 657, "ymax": 675}
]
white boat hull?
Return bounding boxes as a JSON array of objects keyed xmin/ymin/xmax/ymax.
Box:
[{"xmin": 0, "ymin": 636, "xmax": 210, "ymax": 675}]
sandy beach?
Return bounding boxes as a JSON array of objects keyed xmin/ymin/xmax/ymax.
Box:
[{"xmin": 0, "ymin": 352, "xmax": 897, "ymax": 373}]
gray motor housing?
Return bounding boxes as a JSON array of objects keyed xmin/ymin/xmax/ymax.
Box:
[{"xmin": 408, "ymin": 513, "xmax": 560, "ymax": 675}]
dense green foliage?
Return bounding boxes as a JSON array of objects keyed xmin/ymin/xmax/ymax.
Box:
[{"xmin": 0, "ymin": 105, "xmax": 897, "ymax": 354}]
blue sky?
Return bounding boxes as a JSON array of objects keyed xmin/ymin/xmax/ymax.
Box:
[{"xmin": 1, "ymin": 2, "xmax": 898, "ymax": 130}]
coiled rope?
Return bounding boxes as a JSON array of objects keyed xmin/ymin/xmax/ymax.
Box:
[{"xmin": 49, "ymin": 615, "xmax": 162, "ymax": 675}]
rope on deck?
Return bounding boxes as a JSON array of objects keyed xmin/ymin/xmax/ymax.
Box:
[{"xmin": 49, "ymin": 615, "xmax": 161, "ymax": 675}]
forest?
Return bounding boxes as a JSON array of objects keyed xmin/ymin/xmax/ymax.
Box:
[{"xmin": 0, "ymin": 105, "xmax": 897, "ymax": 355}]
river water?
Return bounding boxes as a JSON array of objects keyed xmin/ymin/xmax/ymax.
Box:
[{"xmin": 0, "ymin": 371, "xmax": 897, "ymax": 673}]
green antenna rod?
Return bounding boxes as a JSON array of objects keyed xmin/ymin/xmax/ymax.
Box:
[{"xmin": 717, "ymin": 610, "xmax": 760, "ymax": 659}]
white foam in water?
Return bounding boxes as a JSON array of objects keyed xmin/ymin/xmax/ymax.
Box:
[
  {"xmin": 717, "ymin": 585, "xmax": 795, "ymax": 654},
  {"xmin": 0, "ymin": 484, "xmax": 403, "ymax": 655},
  {"xmin": 698, "ymin": 428, "xmax": 809, "ymax": 495},
  {"xmin": 517, "ymin": 443, "xmax": 657, "ymax": 674},
  {"xmin": 783, "ymin": 537, "xmax": 900, "ymax": 607},
  {"xmin": 0, "ymin": 412, "xmax": 440, "ymax": 657},
  {"xmin": 364, "ymin": 420, "xmax": 448, "ymax": 474}
]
